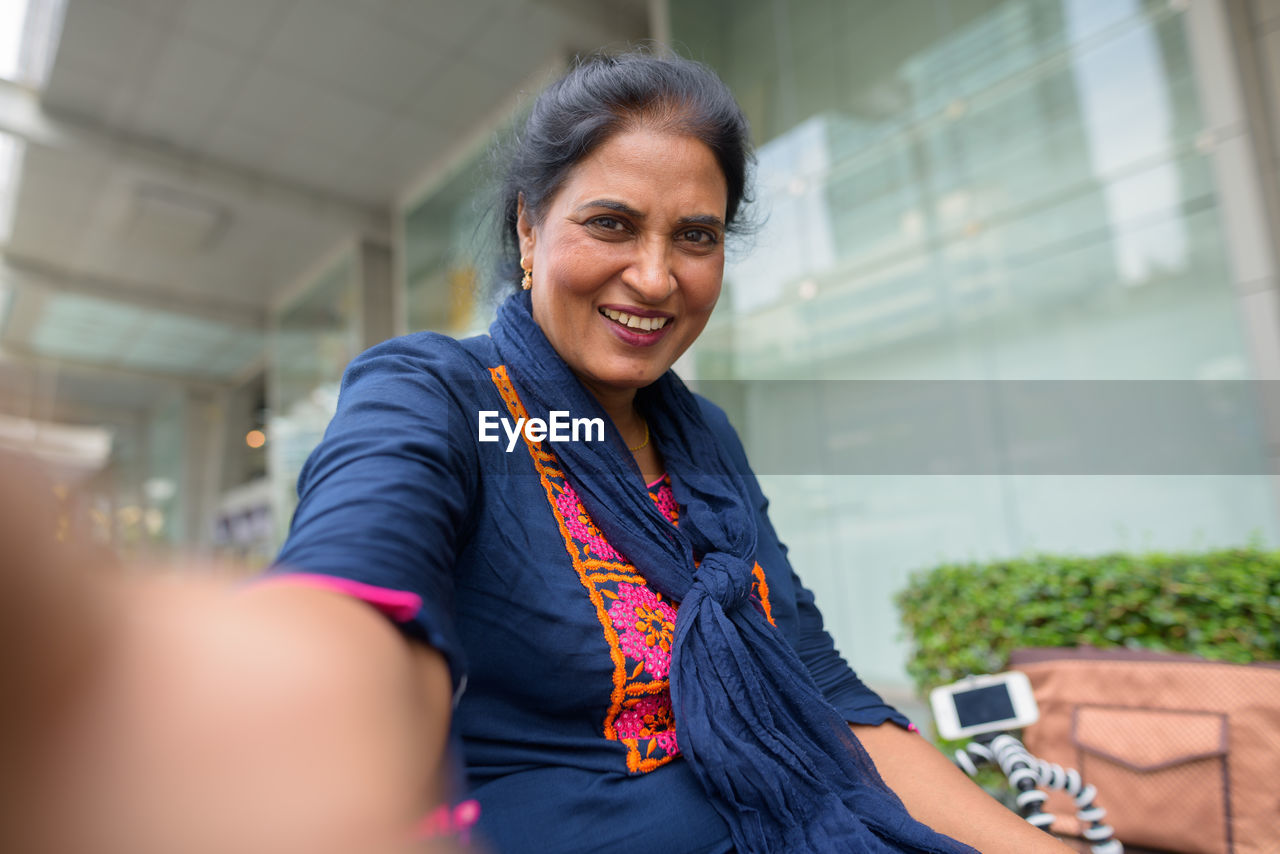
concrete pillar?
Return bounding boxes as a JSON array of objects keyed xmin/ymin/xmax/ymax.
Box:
[
  {"xmin": 357, "ymin": 239, "xmax": 396, "ymax": 349},
  {"xmin": 180, "ymin": 388, "xmax": 228, "ymax": 552}
]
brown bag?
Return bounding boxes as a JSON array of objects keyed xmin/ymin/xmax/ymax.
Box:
[{"xmin": 1009, "ymin": 647, "xmax": 1280, "ymax": 854}]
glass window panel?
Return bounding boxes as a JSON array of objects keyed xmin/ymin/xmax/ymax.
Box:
[
  {"xmin": 268, "ymin": 252, "xmax": 358, "ymax": 543},
  {"xmin": 402, "ymin": 112, "xmax": 528, "ymax": 337},
  {"xmin": 672, "ymin": 0, "xmax": 1278, "ymax": 689}
]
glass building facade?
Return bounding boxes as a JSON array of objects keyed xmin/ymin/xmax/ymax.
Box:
[
  {"xmin": 403, "ymin": 152, "xmax": 499, "ymax": 339},
  {"xmin": 665, "ymin": 0, "xmax": 1278, "ymax": 685},
  {"xmin": 267, "ymin": 251, "xmax": 360, "ymax": 543}
]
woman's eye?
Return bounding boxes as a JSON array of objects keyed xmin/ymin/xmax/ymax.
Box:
[
  {"xmin": 589, "ymin": 216, "xmax": 625, "ymax": 231},
  {"xmin": 680, "ymin": 228, "xmax": 719, "ymax": 246}
]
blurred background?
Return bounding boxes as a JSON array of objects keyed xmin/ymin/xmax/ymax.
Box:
[{"xmin": 2, "ymin": 0, "xmax": 1278, "ymax": 697}]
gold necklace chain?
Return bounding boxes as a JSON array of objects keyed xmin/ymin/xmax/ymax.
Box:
[{"xmin": 628, "ymin": 418, "xmax": 650, "ymax": 453}]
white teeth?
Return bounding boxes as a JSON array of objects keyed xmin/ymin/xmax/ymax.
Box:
[{"xmin": 601, "ymin": 308, "xmax": 669, "ymax": 332}]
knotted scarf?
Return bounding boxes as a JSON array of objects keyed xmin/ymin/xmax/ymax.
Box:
[{"xmin": 490, "ymin": 290, "xmax": 976, "ymax": 854}]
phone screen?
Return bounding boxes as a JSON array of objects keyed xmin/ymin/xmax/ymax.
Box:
[{"xmin": 953, "ymin": 683, "xmax": 1016, "ymax": 727}]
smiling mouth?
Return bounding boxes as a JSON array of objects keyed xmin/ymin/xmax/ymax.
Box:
[{"xmin": 599, "ymin": 307, "xmax": 670, "ymax": 332}]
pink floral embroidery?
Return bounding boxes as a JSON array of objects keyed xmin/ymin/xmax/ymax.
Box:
[
  {"xmin": 489, "ymin": 366, "xmax": 685, "ymax": 774},
  {"xmin": 615, "ymin": 693, "xmax": 679, "ymax": 756},
  {"xmin": 556, "ymin": 482, "xmax": 623, "ymax": 562},
  {"xmin": 650, "ymin": 480, "xmax": 679, "ymax": 526},
  {"xmin": 608, "ymin": 582, "xmax": 676, "ymax": 679}
]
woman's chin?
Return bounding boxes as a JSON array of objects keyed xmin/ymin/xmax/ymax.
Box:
[{"xmin": 578, "ymin": 364, "xmax": 669, "ymax": 396}]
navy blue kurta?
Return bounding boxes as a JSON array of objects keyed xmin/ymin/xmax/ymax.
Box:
[{"xmin": 273, "ymin": 331, "xmax": 909, "ymax": 854}]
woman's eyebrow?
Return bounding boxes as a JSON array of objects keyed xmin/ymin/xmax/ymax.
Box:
[
  {"xmin": 575, "ymin": 199, "xmax": 644, "ymax": 218},
  {"xmin": 575, "ymin": 200, "xmax": 725, "ymax": 230},
  {"xmin": 677, "ymin": 214, "xmax": 726, "ymax": 230}
]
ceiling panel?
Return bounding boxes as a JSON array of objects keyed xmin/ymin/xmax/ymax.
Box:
[
  {"xmin": 145, "ymin": 35, "xmax": 246, "ymax": 111},
  {"xmin": 130, "ymin": 88, "xmax": 218, "ymax": 151},
  {"xmin": 408, "ymin": 54, "xmax": 525, "ymax": 136},
  {"xmin": 41, "ymin": 64, "xmax": 132, "ymax": 120},
  {"xmin": 179, "ymin": 0, "xmax": 292, "ymax": 56},
  {"xmin": 340, "ymin": 115, "xmax": 450, "ymax": 200},
  {"xmin": 262, "ymin": 2, "xmax": 443, "ymax": 109},
  {"xmin": 14, "ymin": 145, "xmax": 112, "ymax": 215},
  {"xmin": 266, "ymin": 145, "xmax": 350, "ymax": 198},
  {"xmin": 94, "ymin": 0, "xmax": 192, "ymax": 27},
  {"xmin": 50, "ymin": 2, "xmax": 167, "ymax": 84},
  {"xmin": 200, "ymin": 120, "xmax": 293, "ymax": 172},
  {"xmin": 7, "ymin": 208, "xmax": 92, "ymax": 262},
  {"xmin": 220, "ymin": 65, "xmax": 394, "ymax": 163},
  {"xmin": 380, "ymin": 0, "xmax": 498, "ymax": 44},
  {"xmin": 459, "ymin": 3, "xmax": 547, "ymax": 79}
]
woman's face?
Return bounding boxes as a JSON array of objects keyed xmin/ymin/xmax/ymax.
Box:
[{"xmin": 517, "ymin": 129, "xmax": 728, "ymax": 400}]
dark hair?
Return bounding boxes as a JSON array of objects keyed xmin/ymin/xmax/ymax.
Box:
[{"xmin": 498, "ymin": 51, "xmax": 754, "ymax": 283}]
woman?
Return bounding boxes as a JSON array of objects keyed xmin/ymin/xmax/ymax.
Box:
[{"xmin": 270, "ymin": 52, "xmax": 1073, "ymax": 853}]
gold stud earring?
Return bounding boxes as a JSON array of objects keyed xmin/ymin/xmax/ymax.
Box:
[{"xmin": 521, "ymin": 263, "xmax": 532, "ymax": 291}]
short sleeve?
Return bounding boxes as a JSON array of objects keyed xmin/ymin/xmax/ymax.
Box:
[
  {"xmin": 269, "ymin": 334, "xmax": 480, "ymax": 694},
  {"xmin": 694, "ymin": 395, "xmax": 912, "ymax": 730}
]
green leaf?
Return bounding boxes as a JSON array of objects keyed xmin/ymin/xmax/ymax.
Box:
[{"xmin": 896, "ymin": 546, "xmax": 1280, "ymax": 696}]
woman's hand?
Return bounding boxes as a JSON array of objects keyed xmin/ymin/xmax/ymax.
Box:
[
  {"xmin": 0, "ymin": 454, "xmax": 455, "ymax": 854},
  {"xmin": 850, "ymin": 722, "xmax": 1078, "ymax": 854}
]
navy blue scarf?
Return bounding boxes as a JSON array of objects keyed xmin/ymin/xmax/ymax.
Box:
[{"xmin": 491, "ymin": 291, "xmax": 975, "ymax": 853}]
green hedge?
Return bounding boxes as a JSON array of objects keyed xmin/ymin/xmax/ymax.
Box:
[{"xmin": 894, "ymin": 547, "xmax": 1280, "ymax": 695}]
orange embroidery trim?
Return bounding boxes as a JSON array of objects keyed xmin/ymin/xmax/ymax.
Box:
[
  {"xmin": 752, "ymin": 562, "xmax": 776, "ymax": 627},
  {"xmin": 488, "ymin": 366, "xmax": 673, "ymax": 773},
  {"xmin": 486, "ymin": 366, "xmax": 774, "ymax": 770}
]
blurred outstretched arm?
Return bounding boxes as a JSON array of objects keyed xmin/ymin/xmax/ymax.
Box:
[{"xmin": 0, "ymin": 453, "xmax": 455, "ymax": 854}]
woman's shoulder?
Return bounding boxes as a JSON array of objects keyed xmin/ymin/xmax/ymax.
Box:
[
  {"xmin": 689, "ymin": 393, "xmax": 742, "ymax": 450},
  {"xmin": 691, "ymin": 393, "xmax": 733, "ymax": 436},
  {"xmin": 324, "ymin": 332, "xmax": 505, "ymax": 428},
  {"xmin": 689, "ymin": 392, "xmax": 758, "ymax": 478},
  {"xmin": 339, "ymin": 331, "xmax": 499, "ymax": 394},
  {"xmin": 355, "ymin": 332, "xmax": 499, "ymax": 368}
]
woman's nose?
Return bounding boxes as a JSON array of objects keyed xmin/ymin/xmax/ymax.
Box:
[{"xmin": 622, "ymin": 239, "xmax": 676, "ymax": 302}]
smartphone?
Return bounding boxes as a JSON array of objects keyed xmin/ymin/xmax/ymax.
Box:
[{"xmin": 929, "ymin": 671, "xmax": 1040, "ymax": 740}]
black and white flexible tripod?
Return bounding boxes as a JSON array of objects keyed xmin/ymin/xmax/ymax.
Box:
[{"xmin": 954, "ymin": 733, "xmax": 1122, "ymax": 854}]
